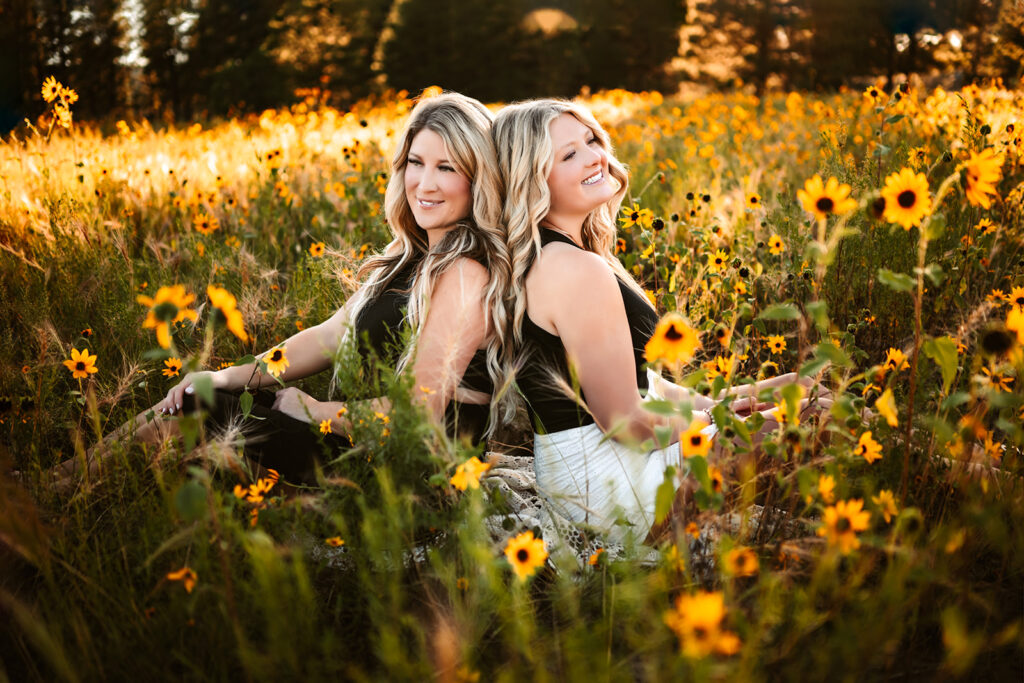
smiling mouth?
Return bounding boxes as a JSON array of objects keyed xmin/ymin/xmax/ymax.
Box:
[
  {"xmin": 418, "ymin": 199, "xmax": 443, "ymax": 207},
  {"xmin": 582, "ymin": 171, "xmax": 603, "ymax": 185}
]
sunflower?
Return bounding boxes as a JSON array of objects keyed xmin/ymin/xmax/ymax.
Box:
[
  {"xmin": 319, "ymin": 420, "xmax": 332, "ymax": 434},
  {"xmin": 766, "ymin": 335, "xmax": 786, "ymax": 354},
  {"xmin": 264, "ymin": 346, "xmax": 289, "ymax": 377},
  {"xmin": 817, "ymin": 474, "xmax": 835, "ymax": 503},
  {"xmin": 797, "ymin": 175, "xmax": 857, "ymax": 222},
  {"xmin": 193, "ymin": 212, "xmax": 219, "ymax": 235},
  {"xmin": 162, "ymin": 357, "xmax": 183, "ymax": 378},
  {"xmin": 41, "ymin": 76, "xmax": 61, "ymax": 103},
  {"xmin": 620, "ymin": 203, "xmax": 654, "ymax": 229},
  {"xmin": 882, "ymin": 347, "xmax": 909, "ymax": 374},
  {"xmin": 137, "ymin": 285, "xmax": 198, "ymax": 349},
  {"xmin": 747, "ymin": 193, "xmax": 761, "ymax": 209},
  {"xmin": 63, "ymin": 348, "xmax": 98, "ymax": 379},
  {"xmin": 767, "ymin": 234, "xmax": 785, "ymax": 255},
  {"xmin": 450, "ymin": 455, "xmax": 492, "ymax": 491},
  {"xmin": 723, "ymin": 547, "xmax": 759, "ymax": 577},
  {"xmin": 908, "ymin": 146, "xmax": 928, "ymax": 168},
  {"xmin": 963, "ymin": 148, "xmax": 1005, "ymax": 209},
  {"xmin": 707, "ymin": 249, "xmax": 728, "ymax": 273},
  {"xmin": 309, "ymin": 242, "xmax": 326, "ymax": 258},
  {"xmin": 854, "ymin": 431, "xmax": 883, "ymax": 464},
  {"xmin": 871, "ymin": 490, "xmax": 898, "ymax": 523},
  {"xmin": 504, "ymin": 531, "xmax": 548, "ymax": 581},
  {"xmin": 645, "ymin": 314, "xmax": 701, "ymax": 368},
  {"xmin": 207, "ymin": 285, "xmax": 249, "ymax": 342},
  {"xmin": 324, "ymin": 537, "xmax": 345, "ymax": 547},
  {"xmin": 663, "ymin": 591, "xmax": 741, "ymax": 658},
  {"xmin": 679, "ymin": 419, "xmax": 713, "ymax": 458},
  {"xmin": 1007, "ymin": 286, "xmax": 1024, "ymax": 310},
  {"xmin": 976, "ymin": 218, "xmax": 996, "ymax": 235},
  {"xmin": 817, "ymin": 499, "xmax": 871, "ymax": 554},
  {"xmin": 881, "ymin": 168, "xmax": 931, "ymax": 229},
  {"xmin": 1008, "ymin": 307, "xmax": 1024, "ymax": 344}
]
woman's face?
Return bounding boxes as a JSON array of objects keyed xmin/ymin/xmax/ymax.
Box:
[
  {"xmin": 404, "ymin": 128, "xmax": 472, "ymax": 242},
  {"xmin": 545, "ymin": 113, "xmax": 613, "ymax": 220}
]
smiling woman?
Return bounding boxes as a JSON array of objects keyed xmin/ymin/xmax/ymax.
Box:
[{"xmin": 60, "ymin": 92, "xmax": 511, "ymax": 486}]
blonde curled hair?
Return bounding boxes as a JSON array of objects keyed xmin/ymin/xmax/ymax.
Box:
[
  {"xmin": 491, "ymin": 99, "xmax": 647, "ymax": 423},
  {"xmin": 342, "ymin": 92, "xmax": 511, "ymax": 435}
]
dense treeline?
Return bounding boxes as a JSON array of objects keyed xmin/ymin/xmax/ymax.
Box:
[{"xmin": 2, "ymin": 0, "xmax": 1023, "ymax": 131}]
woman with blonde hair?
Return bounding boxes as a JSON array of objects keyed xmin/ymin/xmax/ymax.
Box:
[
  {"xmin": 66, "ymin": 92, "xmax": 510, "ymax": 484},
  {"xmin": 492, "ymin": 99, "xmax": 826, "ymax": 543}
]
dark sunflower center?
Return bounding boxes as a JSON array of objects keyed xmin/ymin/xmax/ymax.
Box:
[
  {"xmin": 693, "ymin": 626, "xmax": 709, "ymax": 639},
  {"xmin": 630, "ymin": 211, "xmax": 639, "ymax": 221},
  {"xmin": 1015, "ymin": 296, "xmax": 1024, "ymax": 306},
  {"xmin": 665, "ymin": 325, "xmax": 684, "ymax": 341},
  {"xmin": 516, "ymin": 549, "xmax": 529, "ymax": 562},
  {"xmin": 270, "ymin": 350, "xmax": 282, "ymax": 362},
  {"xmin": 897, "ymin": 190, "xmax": 917, "ymax": 208},
  {"xmin": 815, "ymin": 197, "xmax": 834, "ymax": 213},
  {"xmin": 75, "ymin": 362, "xmax": 85, "ymax": 371},
  {"xmin": 690, "ymin": 435, "xmax": 703, "ymax": 446},
  {"xmin": 836, "ymin": 517, "xmax": 851, "ymax": 533},
  {"xmin": 154, "ymin": 302, "xmax": 179, "ymax": 322}
]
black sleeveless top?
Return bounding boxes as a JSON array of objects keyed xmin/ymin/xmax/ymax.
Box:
[
  {"xmin": 353, "ymin": 256, "xmax": 493, "ymax": 442},
  {"xmin": 517, "ymin": 229, "xmax": 659, "ymax": 433}
]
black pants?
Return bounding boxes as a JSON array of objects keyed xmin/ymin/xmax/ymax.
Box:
[{"xmin": 180, "ymin": 388, "xmax": 352, "ymax": 484}]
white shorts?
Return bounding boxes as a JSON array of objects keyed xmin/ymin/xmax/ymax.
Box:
[{"xmin": 532, "ymin": 376, "xmax": 716, "ymax": 541}]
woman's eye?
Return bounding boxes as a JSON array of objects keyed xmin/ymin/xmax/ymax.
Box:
[
  {"xmin": 408, "ymin": 158, "xmax": 422, "ymax": 166},
  {"xmin": 563, "ymin": 151, "xmax": 575, "ymax": 161},
  {"xmin": 440, "ymin": 165, "xmax": 455, "ymax": 173},
  {"xmin": 588, "ymin": 136, "xmax": 599, "ymax": 145}
]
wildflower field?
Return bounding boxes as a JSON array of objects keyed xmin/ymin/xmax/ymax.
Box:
[{"xmin": 1, "ymin": 81, "xmax": 1023, "ymax": 680}]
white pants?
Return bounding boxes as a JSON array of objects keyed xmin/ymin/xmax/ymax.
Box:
[{"xmin": 532, "ymin": 373, "xmax": 716, "ymax": 541}]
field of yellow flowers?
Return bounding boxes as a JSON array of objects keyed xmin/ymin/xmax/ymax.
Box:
[{"xmin": 0, "ymin": 81, "xmax": 1022, "ymax": 680}]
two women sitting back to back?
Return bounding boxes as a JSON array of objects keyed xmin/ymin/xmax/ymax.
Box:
[{"xmin": 88, "ymin": 91, "xmax": 825, "ymax": 546}]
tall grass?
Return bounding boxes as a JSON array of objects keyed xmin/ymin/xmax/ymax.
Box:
[{"xmin": 1, "ymin": 83, "xmax": 1022, "ymax": 680}]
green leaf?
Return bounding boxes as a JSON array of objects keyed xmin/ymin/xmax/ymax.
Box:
[
  {"xmin": 815, "ymin": 341, "xmax": 853, "ymax": 369},
  {"xmin": 234, "ymin": 354, "xmax": 257, "ymax": 367},
  {"xmin": 885, "ymin": 114, "xmax": 905, "ymax": 124},
  {"xmin": 941, "ymin": 392, "xmax": 971, "ymax": 411},
  {"xmin": 923, "ymin": 336, "xmax": 959, "ymax": 395},
  {"xmin": 654, "ymin": 466, "xmax": 677, "ymax": 524},
  {"xmin": 806, "ymin": 300, "xmax": 829, "ymax": 332},
  {"xmin": 689, "ymin": 456, "xmax": 709, "ymax": 491},
  {"xmin": 239, "ymin": 390, "xmax": 254, "ymax": 419},
  {"xmin": 174, "ymin": 480, "xmax": 207, "ymax": 522},
  {"xmin": 878, "ymin": 268, "xmax": 915, "ymax": 293},
  {"xmin": 872, "ymin": 144, "xmax": 891, "ymax": 157},
  {"xmin": 192, "ymin": 373, "xmax": 214, "ymax": 407},
  {"xmin": 798, "ymin": 356, "xmax": 830, "ymax": 378},
  {"xmin": 654, "ymin": 424, "xmax": 673, "ymax": 449},
  {"xmin": 427, "ymin": 473, "xmax": 448, "ymax": 487},
  {"xmin": 758, "ymin": 303, "xmax": 802, "ymax": 321},
  {"xmin": 921, "ymin": 263, "xmax": 945, "ymax": 286},
  {"xmin": 142, "ymin": 348, "xmax": 172, "ymax": 361},
  {"xmin": 643, "ymin": 399, "xmax": 676, "ymax": 416},
  {"xmin": 924, "ymin": 212, "xmax": 946, "ymax": 241}
]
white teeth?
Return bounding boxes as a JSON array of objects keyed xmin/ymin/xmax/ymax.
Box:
[
  {"xmin": 582, "ymin": 171, "xmax": 603, "ymax": 185},
  {"xmin": 418, "ymin": 199, "xmax": 442, "ymax": 207}
]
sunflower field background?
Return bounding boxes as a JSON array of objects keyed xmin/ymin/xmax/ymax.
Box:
[{"xmin": 1, "ymin": 79, "xmax": 1023, "ymax": 680}]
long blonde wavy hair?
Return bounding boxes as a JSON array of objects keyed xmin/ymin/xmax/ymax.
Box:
[
  {"xmin": 491, "ymin": 99, "xmax": 647, "ymax": 423},
  {"xmin": 341, "ymin": 93, "xmax": 511, "ymax": 433}
]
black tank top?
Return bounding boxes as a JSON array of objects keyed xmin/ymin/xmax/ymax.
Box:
[
  {"xmin": 353, "ymin": 256, "xmax": 493, "ymax": 442},
  {"xmin": 517, "ymin": 228, "xmax": 659, "ymax": 433}
]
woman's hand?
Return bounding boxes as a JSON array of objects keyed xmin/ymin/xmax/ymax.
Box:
[
  {"xmin": 271, "ymin": 387, "xmax": 321, "ymax": 424},
  {"xmin": 158, "ymin": 370, "xmax": 227, "ymax": 415}
]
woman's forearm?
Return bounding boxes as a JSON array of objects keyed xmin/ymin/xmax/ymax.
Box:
[{"xmin": 216, "ymin": 320, "xmax": 341, "ymax": 390}]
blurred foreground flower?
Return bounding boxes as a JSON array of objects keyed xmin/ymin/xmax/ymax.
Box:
[
  {"xmin": 818, "ymin": 499, "xmax": 871, "ymax": 554},
  {"xmin": 207, "ymin": 285, "xmax": 249, "ymax": 342},
  {"xmin": 679, "ymin": 419, "xmax": 713, "ymax": 458},
  {"xmin": 504, "ymin": 531, "xmax": 548, "ymax": 581},
  {"xmin": 854, "ymin": 431, "xmax": 883, "ymax": 464},
  {"xmin": 663, "ymin": 591, "xmax": 741, "ymax": 658},
  {"xmin": 137, "ymin": 285, "xmax": 198, "ymax": 349},
  {"xmin": 872, "ymin": 490, "xmax": 899, "ymax": 523},
  {"xmin": 876, "ymin": 388, "xmax": 898, "ymax": 427},
  {"xmin": 645, "ymin": 313, "xmax": 700, "ymax": 368},
  {"xmin": 962, "ymin": 148, "xmax": 1004, "ymax": 209},
  {"xmin": 63, "ymin": 348, "xmax": 97, "ymax": 379},
  {"xmin": 162, "ymin": 357, "xmax": 182, "ymax": 378},
  {"xmin": 450, "ymin": 456, "xmax": 492, "ymax": 491}
]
